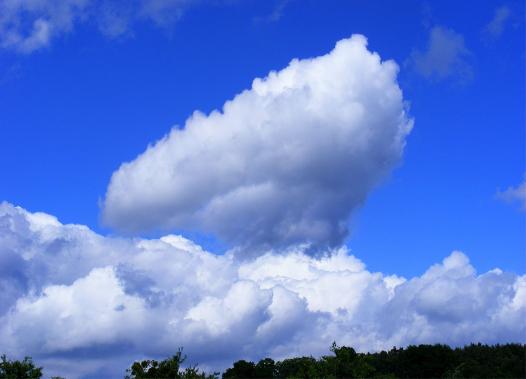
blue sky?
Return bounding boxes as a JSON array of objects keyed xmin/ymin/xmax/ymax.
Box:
[
  {"xmin": 0, "ymin": 1, "xmax": 525, "ymax": 377},
  {"xmin": 1, "ymin": 0, "xmax": 523, "ymax": 276}
]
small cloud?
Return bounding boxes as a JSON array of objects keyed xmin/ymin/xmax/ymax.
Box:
[
  {"xmin": 17, "ymin": 19, "xmax": 52, "ymax": 53},
  {"xmin": 0, "ymin": 1, "xmax": 88, "ymax": 54},
  {"xmin": 497, "ymin": 177, "xmax": 526, "ymax": 211},
  {"xmin": 484, "ymin": 5, "xmax": 511, "ymax": 39},
  {"xmin": 0, "ymin": 0, "xmax": 202, "ymax": 54},
  {"xmin": 409, "ymin": 26, "xmax": 473, "ymax": 83},
  {"xmin": 255, "ymin": 0, "xmax": 291, "ymax": 23},
  {"xmin": 96, "ymin": 2, "xmax": 135, "ymax": 39}
]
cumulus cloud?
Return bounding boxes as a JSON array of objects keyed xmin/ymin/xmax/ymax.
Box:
[
  {"xmin": 409, "ymin": 26, "xmax": 472, "ymax": 82},
  {"xmin": 483, "ymin": 5, "xmax": 511, "ymax": 39},
  {"xmin": 497, "ymin": 177, "xmax": 526, "ymax": 211},
  {"xmin": 0, "ymin": 203, "xmax": 524, "ymax": 378},
  {"xmin": 102, "ymin": 35, "xmax": 413, "ymax": 253},
  {"xmin": 0, "ymin": 0, "xmax": 200, "ymax": 53}
]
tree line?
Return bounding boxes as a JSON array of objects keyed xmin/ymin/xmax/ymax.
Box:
[{"xmin": 1, "ymin": 343, "xmax": 524, "ymax": 378}]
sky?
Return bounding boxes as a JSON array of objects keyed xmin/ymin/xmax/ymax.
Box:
[{"xmin": 0, "ymin": 0, "xmax": 525, "ymax": 378}]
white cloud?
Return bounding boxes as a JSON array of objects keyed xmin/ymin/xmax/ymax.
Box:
[
  {"xmin": 409, "ymin": 26, "xmax": 472, "ymax": 82},
  {"xmin": 484, "ymin": 5, "xmax": 511, "ymax": 39},
  {"xmin": 102, "ymin": 35, "xmax": 413, "ymax": 253},
  {"xmin": 7, "ymin": 266, "xmax": 148, "ymax": 353},
  {"xmin": 0, "ymin": 202, "xmax": 524, "ymax": 378},
  {"xmin": 0, "ymin": 0, "xmax": 200, "ymax": 53},
  {"xmin": 497, "ymin": 177, "xmax": 526, "ymax": 211}
]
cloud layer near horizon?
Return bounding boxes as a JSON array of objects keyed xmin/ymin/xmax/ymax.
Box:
[
  {"xmin": 1, "ymin": 202, "xmax": 524, "ymax": 378},
  {"xmin": 102, "ymin": 35, "xmax": 413, "ymax": 252}
]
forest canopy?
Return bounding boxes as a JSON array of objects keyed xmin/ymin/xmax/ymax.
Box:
[{"xmin": 1, "ymin": 343, "xmax": 524, "ymax": 379}]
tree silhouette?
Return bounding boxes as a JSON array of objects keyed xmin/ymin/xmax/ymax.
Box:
[
  {"xmin": 0, "ymin": 355, "xmax": 42, "ymax": 379},
  {"xmin": 125, "ymin": 348, "xmax": 218, "ymax": 379},
  {"xmin": 2, "ymin": 342, "xmax": 525, "ymax": 378},
  {"xmin": 221, "ymin": 343, "xmax": 526, "ymax": 378}
]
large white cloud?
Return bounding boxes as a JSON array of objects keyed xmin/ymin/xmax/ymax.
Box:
[
  {"xmin": 1, "ymin": 202, "xmax": 524, "ymax": 378},
  {"xmin": 102, "ymin": 35, "xmax": 413, "ymax": 253}
]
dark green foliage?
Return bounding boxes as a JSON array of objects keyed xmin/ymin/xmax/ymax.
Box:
[
  {"xmin": 221, "ymin": 343, "xmax": 526, "ymax": 379},
  {"xmin": 223, "ymin": 360, "xmax": 256, "ymax": 379},
  {"xmin": 0, "ymin": 355, "xmax": 42, "ymax": 379},
  {"xmin": 318, "ymin": 343, "xmax": 375, "ymax": 378},
  {"xmin": 380, "ymin": 344, "xmax": 457, "ymax": 378},
  {"xmin": 255, "ymin": 358, "xmax": 277, "ymax": 378},
  {"xmin": 2, "ymin": 343, "xmax": 524, "ymax": 379},
  {"xmin": 443, "ymin": 343, "xmax": 526, "ymax": 379},
  {"xmin": 125, "ymin": 349, "xmax": 218, "ymax": 379},
  {"xmin": 276, "ymin": 357, "xmax": 321, "ymax": 378}
]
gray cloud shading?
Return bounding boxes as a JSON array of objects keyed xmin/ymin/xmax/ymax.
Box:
[
  {"xmin": 1, "ymin": 202, "xmax": 524, "ymax": 378},
  {"xmin": 102, "ymin": 35, "xmax": 413, "ymax": 253}
]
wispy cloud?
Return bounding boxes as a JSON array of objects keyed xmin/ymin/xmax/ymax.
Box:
[
  {"xmin": 0, "ymin": 0, "xmax": 202, "ymax": 53},
  {"xmin": 483, "ymin": 5, "xmax": 511, "ymax": 39},
  {"xmin": 0, "ymin": 0, "xmax": 89, "ymax": 53},
  {"xmin": 409, "ymin": 26, "xmax": 472, "ymax": 83},
  {"xmin": 497, "ymin": 177, "xmax": 526, "ymax": 211},
  {"xmin": 254, "ymin": 0, "xmax": 291, "ymax": 23}
]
